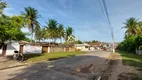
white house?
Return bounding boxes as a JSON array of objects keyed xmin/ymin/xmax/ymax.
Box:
[{"xmin": 75, "ymin": 43, "xmax": 90, "ymax": 51}]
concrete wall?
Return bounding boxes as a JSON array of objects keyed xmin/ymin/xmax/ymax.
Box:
[
  {"xmin": 50, "ymin": 47, "xmax": 75, "ymax": 52},
  {"xmin": 0, "ymin": 47, "xmax": 2, "ymax": 55},
  {"xmin": 50, "ymin": 47, "xmax": 64, "ymax": 52},
  {"xmin": 76, "ymin": 46, "xmax": 89, "ymax": 51},
  {"xmin": 6, "ymin": 42, "xmax": 19, "ymax": 56}
]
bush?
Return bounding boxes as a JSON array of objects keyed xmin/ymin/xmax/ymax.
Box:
[{"xmin": 117, "ymin": 35, "xmax": 142, "ymax": 53}]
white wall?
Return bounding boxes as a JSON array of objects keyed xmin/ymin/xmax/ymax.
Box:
[
  {"xmin": 23, "ymin": 45, "xmax": 42, "ymax": 54},
  {"xmin": 76, "ymin": 46, "xmax": 89, "ymax": 51},
  {"xmin": 76, "ymin": 46, "xmax": 82, "ymax": 50},
  {"xmin": 6, "ymin": 42, "xmax": 20, "ymax": 56},
  {"xmin": 0, "ymin": 47, "xmax": 2, "ymax": 55}
]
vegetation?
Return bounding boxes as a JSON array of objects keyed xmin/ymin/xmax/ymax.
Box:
[
  {"xmin": 117, "ymin": 51, "xmax": 142, "ymax": 80},
  {"xmin": 22, "ymin": 6, "xmax": 40, "ymax": 42},
  {"xmin": 0, "ymin": 14, "xmax": 27, "ymax": 43},
  {"xmin": 65, "ymin": 27, "xmax": 75, "ymax": 42},
  {"xmin": 25, "ymin": 51, "xmax": 86, "ymax": 62},
  {"xmin": 92, "ymin": 40, "xmax": 99, "ymax": 43},
  {"xmin": 117, "ymin": 17, "xmax": 142, "ymax": 53},
  {"xmin": 0, "ymin": 1, "xmax": 75, "ymax": 44},
  {"xmin": 75, "ymin": 40, "xmax": 83, "ymax": 44},
  {"xmin": 118, "ymin": 50, "xmax": 142, "ymax": 68},
  {"xmin": 117, "ymin": 35, "xmax": 142, "ymax": 53}
]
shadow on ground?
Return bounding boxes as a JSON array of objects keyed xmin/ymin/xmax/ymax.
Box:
[{"xmin": 7, "ymin": 54, "xmax": 110, "ymax": 80}]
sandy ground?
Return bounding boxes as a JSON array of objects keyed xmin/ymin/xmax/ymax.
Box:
[{"xmin": 0, "ymin": 50, "xmax": 111, "ymax": 80}]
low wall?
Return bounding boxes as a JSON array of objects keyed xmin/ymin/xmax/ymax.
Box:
[
  {"xmin": 136, "ymin": 49, "xmax": 142, "ymax": 55},
  {"xmin": 50, "ymin": 47, "xmax": 75, "ymax": 53},
  {"xmin": 50, "ymin": 47, "xmax": 64, "ymax": 52}
]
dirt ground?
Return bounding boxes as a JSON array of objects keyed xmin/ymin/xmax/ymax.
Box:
[{"xmin": 101, "ymin": 53, "xmax": 139, "ymax": 80}]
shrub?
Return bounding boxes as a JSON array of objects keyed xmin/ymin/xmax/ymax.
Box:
[{"xmin": 117, "ymin": 35, "xmax": 142, "ymax": 53}]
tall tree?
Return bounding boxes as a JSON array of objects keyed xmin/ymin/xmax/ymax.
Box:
[
  {"xmin": 136, "ymin": 22, "xmax": 142, "ymax": 35},
  {"xmin": 58, "ymin": 24, "xmax": 64, "ymax": 43},
  {"xmin": 123, "ymin": 17, "xmax": 138, "ymax": 38},
  {"xmin": 0, "ymin": 15, "xmax": 26, "ymax": 43},
  {"xmin": 34, "ymin": 22, "xmax": 41, "ymax": 42},
  {"xmin": 46, "ymin": 19, "xmax": 58, "ymax": 42},
  {"xmin": 22, "ymin": 6, "xmax": 40, "ymax": 42},
  {"xmin": 0, "ymin": 1, "xmax": 6, "ymax": 14},
  {"xmin": 35, "ymin": 25, "xmax": 46, "ymax": 42},
  {"xmin": 65, "ymin": 27, "xmax": 74, "ymax": 42}
]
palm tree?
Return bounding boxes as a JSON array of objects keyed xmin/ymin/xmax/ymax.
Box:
[
  {"xmin": 58, "ymin": 24, "xmax": 64, "ymax": 43},
  {"xmin": 65, "ymin": 26, "xmax": 74, "ymax": 42},
  {"xmin": 67, "ymin": 35, "xmax": 75, "ymax": 42},
  {"xmin": 22, "ymin": 6, "xmax": 40, "ymax": 42},
  {"xmin": 136, "ymin": 22, "xmax": 142, "ymax": 35},
  {"xmin": 46, "ymin": 19, "xmax": 58, "ymax": 42},
  {"xmin": 0, "ymin": 1, "xmax": 7, "ymax": 14},
  {"xmin": 35, "ymin": 22, "xmax": 42, "ymax": 42},
  {"xmin": 122, "ymin": 17, "xmax": 138, "ymax": 38}
]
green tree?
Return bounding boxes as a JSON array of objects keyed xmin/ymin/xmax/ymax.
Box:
[
  {"xmin": 92, "ymin": 40, "xmax": 98, "ymax": 43},
  {"xmin": 46, "ymin": 19, "xmax": 58, "ymax": 42},
  {"xmin": 0, "ymin": 1, "xmax": 6, "ymax": 14},
  {"xmin": 35, "ymin": 25, "xmax": 46, "ymax": 42},
  {"xmin": 22, "ymin": 6, "xmax": 40, "ymax": 42},
  {"xmin": 58, "ymin": 24, "xmax": 64, "ymax": 43},
  {"xmin": 65, "ymin": 26, "xmax": 74, "ymax": 42},
  {"xmin": 0, "ymin": 15, "xmax": 26, "ymax": 43},
  {"xmin": 136, "ymin": 22, "xmax": 142, "ymax": 35},
  {"xmin": 123, "ymin": 17, "xmax": 138, "ymax": 38},
  {"xmin": 75, "ymin": 40, "xmax": 82, "ymax": 44}
]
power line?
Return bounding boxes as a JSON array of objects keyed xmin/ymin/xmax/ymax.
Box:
[
  {"xmin": 97, "ymin": 0, "xmax": 115, "ymax": 53},
  {"xmin": 102, "ymin": 0, "xmax": 113, "ymax": 31}
]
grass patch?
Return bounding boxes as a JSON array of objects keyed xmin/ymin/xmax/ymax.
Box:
[
  {"xmin": 136, "ymin": 75, "xmax": 142, "ymax": 80},
  {"xmin": 24, "ymin": 51, "xmax": 86, "ymax": 63},
  {"xmin": 117, "ymin": 50, "xmax": 142, "ymax": 68},
  {"xmin": 117, "ymin": 51, "xmax": 142, "ymax": 80}
]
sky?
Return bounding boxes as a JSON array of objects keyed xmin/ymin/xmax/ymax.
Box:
[{"xmin": 3, "ymin": 0, "xmax": 142, "ymax": 42}]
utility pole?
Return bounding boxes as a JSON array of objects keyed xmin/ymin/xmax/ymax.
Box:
[
  {"xmin": 111, "ymin": 31, "xmax": 115, "ymax": 53},
  {"xmin": 100, "ymin": 0, "xmax": 115, "ymax": 53}
]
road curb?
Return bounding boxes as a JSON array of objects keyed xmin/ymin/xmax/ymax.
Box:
[
  {"xmin": 0, "ymin": 63, "xmax": 29, "ymax": 71},
  {"xmin": 0, "ymin": 60, "xmax": 51, "ymax": 71}
]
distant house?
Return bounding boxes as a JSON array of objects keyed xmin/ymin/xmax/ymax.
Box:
[
  {"xmin": 75, "ymin": 43, "xmax": 90, "ymax": 51},
  {"xmin": 88, "ymin": 42, "xmax": 102, "ymax": 50}
]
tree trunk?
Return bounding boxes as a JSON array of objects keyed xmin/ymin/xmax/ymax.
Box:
[
  {"xmin": 31, "ymin": 32, "xmax": 33, "ymax": 43},
  {"xmin": 60, "ymin": 38, "xmax": 62, "ymax": 44},
  {"xmin": 54, "ymin": 39, "xmax": 56, "ymax": 43}
]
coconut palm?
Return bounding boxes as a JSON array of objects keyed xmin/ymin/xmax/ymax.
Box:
[
  {"xmin": 58, "ymin": 24, "xmax": 64, "ymax": 43},
  {"xmin": 136, "ymin": 22, "xmax": 142, "ymax": 35},
  {"xmin": 46, "ymin": 19, "xmax": 58, "ymax": 42},
  {"xmin": 0, "ymin": 1, "xmax": 6, "ymax": 14},
  {"xmin": 34, "ymin": 22, "xmax": 42, "ymax": 42},
  {"xmin": 65, "ymin": 27, "xmax": 74, "ymax": 42},
  {"xmin": 123, "ymin": 17, "xmax": 138, "ymax": 37},
  {"xmin": 67, "ymin": 35, "xmax": 75, "ymax": 42},
  {"xmin": 22, "ymin": 6, "xmax": 40, "ymax": 42}
]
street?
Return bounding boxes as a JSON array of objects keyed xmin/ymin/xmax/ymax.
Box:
[{"xmin": 0, "ymin": 51, "xmax": 111, "ymax": 80}]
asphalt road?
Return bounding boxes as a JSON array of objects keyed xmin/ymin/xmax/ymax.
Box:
[{"xmin": 0, "ymin": 50, "xmax": 111, "ymax": 80}]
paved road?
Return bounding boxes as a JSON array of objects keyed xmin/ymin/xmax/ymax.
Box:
[{"xmin": 0, "ymin": 51, "xmax": 111, "ymax": 80}]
